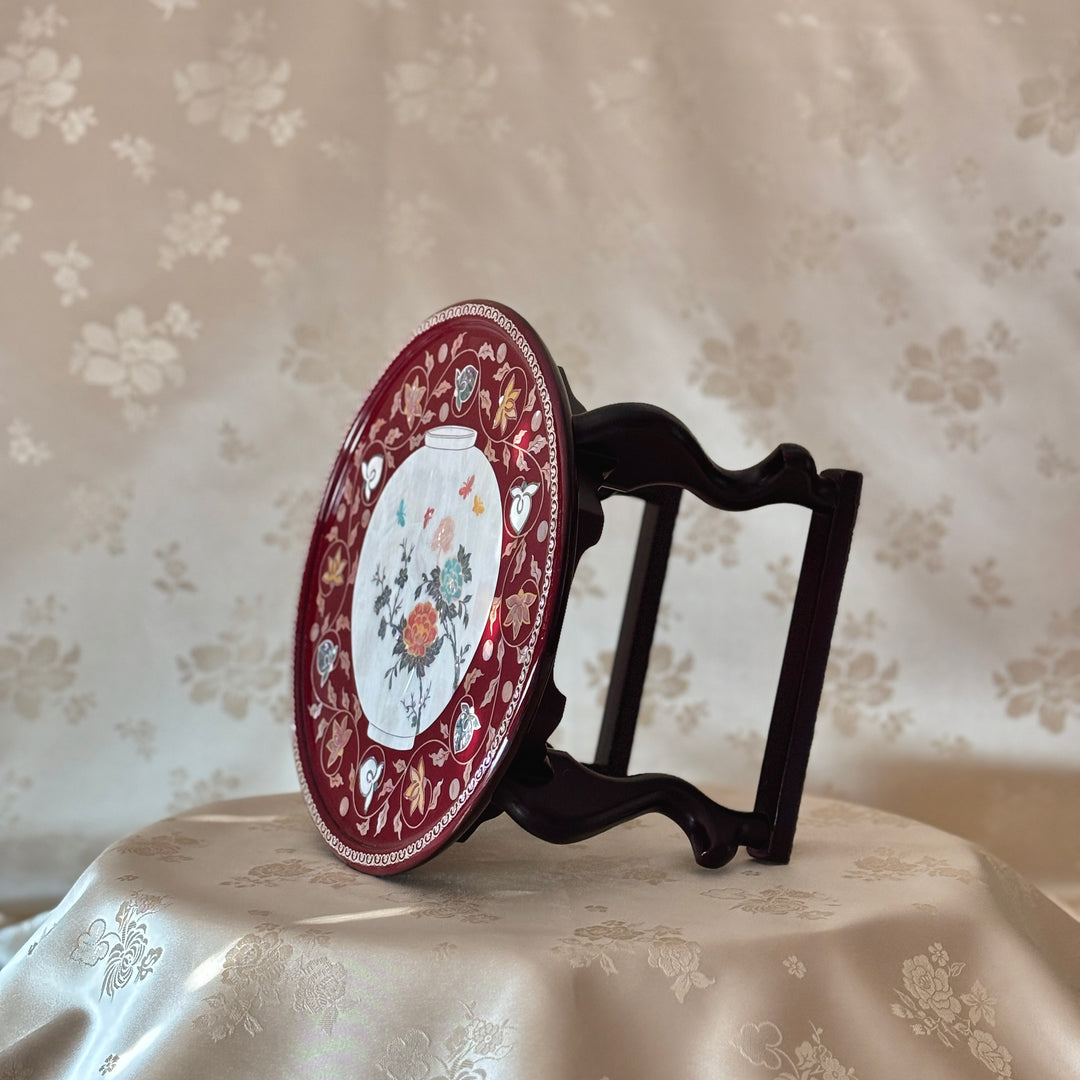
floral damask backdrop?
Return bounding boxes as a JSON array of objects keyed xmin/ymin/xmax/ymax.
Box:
[{"xmin": 1, "ymin": 0, "xmax": 1079, "ymax": 916}]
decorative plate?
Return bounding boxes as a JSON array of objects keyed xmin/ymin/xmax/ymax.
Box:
[{"xmin": 293, "ymin": 302, "xmax": 574, "ymax": 874}]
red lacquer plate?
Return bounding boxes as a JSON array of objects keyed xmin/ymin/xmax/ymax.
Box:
[{"xmin": 293, "ymin": 302, "xmax": 575, "ymax": 874}]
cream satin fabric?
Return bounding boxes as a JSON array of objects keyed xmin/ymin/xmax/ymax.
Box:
[
  {"xmin": 2, "ymin": 791, "xmax": 1079, "ymax": 1079},
  {"xmin": 3, "ymin": 0, "xmax": 1080, "ymax": 933}
]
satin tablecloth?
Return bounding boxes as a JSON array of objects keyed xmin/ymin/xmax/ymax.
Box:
[{"xmin": 1, "ymin": 790, "xmax": 1078, "ymax": 1080}]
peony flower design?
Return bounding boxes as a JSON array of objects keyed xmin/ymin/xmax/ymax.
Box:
[
  {"xmin": 195, "ymin": 922, "xmax": 350, "ymax": 1041},
  {"xmin": 222, "ymin": 931, "xmax": 293, "ymax": 1002},
  {"xmin": 892, "ymin": 942, "xmax": 1014, "ymax": 1075},
  {"xmin": 430, "ymin": 515, "xmax": 455, "ymax": 553},
  {"xmin": 380, "ymin": 1006, "xmax": 510, "ymax": 1080},
  {"xmin": 440, "ymin": 557, "xmax": 464, "ymax": 602},
  {"xmin": 902, "ymin": 954, "xmax": 961, "ymax": 1021},
  {"xmin": 553, "ymin": 920, "xmax": 648, "ymax": 975},
  {"xmin": 403, "ymin": 602, "xmax": 439, "ymax": 660},
  {"xmin": 374, "ymin": 531, "xmax": 477, "ymax": 740},
  {"xmin": 292, "ymin": 954, "xmax": 347, "ymax": 1033},
  {"xmin": 647, "ymin": 935, "xmax": 715, "ymax": 1002}
]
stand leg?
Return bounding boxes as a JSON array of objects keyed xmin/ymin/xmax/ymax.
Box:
[
  {"xmin": 593, "ymin": 486, "xmax": 681, "ymax": 777},
  {"xmin": 749, "ymin": 469, "xmax": 862, "ymax": 862}
]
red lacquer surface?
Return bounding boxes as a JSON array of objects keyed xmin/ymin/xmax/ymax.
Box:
[{"xmin": 294, "ymin": 302, "xmax": 572, "ymax": 873}]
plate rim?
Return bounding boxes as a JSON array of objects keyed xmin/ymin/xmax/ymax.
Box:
[{"xmin": 293, "ymin": 300, "xmax": 576, "ymax": 874}]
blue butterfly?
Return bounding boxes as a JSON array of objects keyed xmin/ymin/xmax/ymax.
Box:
[{"xmin": 396, "ymin": 499, "xmax": 406, "ymax": 527}]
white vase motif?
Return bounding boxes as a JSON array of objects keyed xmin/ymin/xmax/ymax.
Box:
[{"xmin": 352, "ymin": 426, "xmax": 502, "ymax": 751}]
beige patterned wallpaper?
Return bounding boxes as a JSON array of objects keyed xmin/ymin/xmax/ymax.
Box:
[{"xmin": 1, "ymin": 0, "xmax": 1078, "ymax": 914}]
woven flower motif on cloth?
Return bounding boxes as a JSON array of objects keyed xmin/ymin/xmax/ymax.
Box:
[
  {"xmin": 554, "ymin": 920, "xmax": 714, "ymax": 1002},
  {"xmin": 734, "ymin": 1020, "xmax": 859, "ymax": 1079},
  {"xmin": 70, "ymin": 893, "xmax": 165, "ymax": 1001},
  {"xmin": 376, "ymin": 1003, "xmax": 512, "ymax": 1080},
  {"xmin": 892, "ymin": 942, "xmax": 1012, "ymax": 1077},
  {"xmin": 193, "ymin": 920, "xmax": 349, "ymax": 1040}
]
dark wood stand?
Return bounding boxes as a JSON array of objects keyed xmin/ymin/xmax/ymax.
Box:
[{"xmin": 484, "ymin": 387, "xmax": 862, "ymax": 868}]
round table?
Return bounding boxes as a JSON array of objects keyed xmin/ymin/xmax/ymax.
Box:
[{"xmin": 1, "ymin": 789, "xmax": 1079, "ymax": 1078}]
